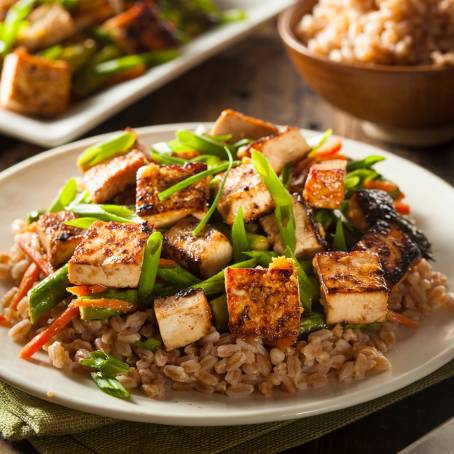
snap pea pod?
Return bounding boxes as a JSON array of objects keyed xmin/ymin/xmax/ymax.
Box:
[
  {"xmin": 28, "ymin": 264, "xmax": 70, "ymax": 324},
  {"xmin": 209, "ymin": 294, "xmax": 228, "ymax": 332}
]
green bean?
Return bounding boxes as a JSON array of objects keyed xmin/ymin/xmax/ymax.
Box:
[{"xmin": 209, "ymin": 294, "xmax": 228, "ymax": 332}]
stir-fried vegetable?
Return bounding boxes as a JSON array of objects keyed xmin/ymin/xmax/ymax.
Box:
[
  {"xmin": 333, "ymin": 217, "xmax": 348, "ymax": 251},
  {"xmin": 231, "ymin": 207, "xmax": 249, "ymax": 262},
  {"xmin": 73, "ymin": 298, "xmax": 136, "ymax": 313},
  {"xmin": 10, "ymin": 263, "xmax": 40, "ymax": 311},
  {"xmin": 209, "ymin": 294, "xmax": 228, "ymax": 332},
  {"xmin": 156, "ymin": 266, "xmax": 200, "ymax": 287},
  {"xmin": 300, "ymin": 313, "xmax": 327, "ymax": 336},
  {"xmin": 176, "ymin": 130, "xmax": 232, "ymax": 158},
  {"xmin": 16, "ymin": 233, "xmax": 53, "ymax": 276},
  {"xmin": 246, "ymin": 233, "xmax": 270, "ymax": 251},
  {"xmin": 79, "ymin": 307, "xmax": 121, "ymax": 320},
  {"xmin": 67, "ymin": 204, "xmax": 140, "ymax": 224},
  {"xmin": 48, "ymin": 178, "xmax": 78, "ymax": 212},
  {"xmin": 138, "ymin": 232, "xmax": 163, "ymax": 303},
  {"xmin": 307, "ymin": 129, "xmax": 332, "ymax": 150},
  {"xmin": 135, "ymin": 337, "xmax": 162, "ymax": 352}
]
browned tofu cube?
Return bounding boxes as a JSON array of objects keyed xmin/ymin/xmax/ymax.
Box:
[
  {"xmin": 0, "ymin": 49, "xmax": 70, "ymax": 117},
  {"xmin": 217, "ymin": 163, "xmax": 274, "ymax": 224},
  {"xmin": 102, "ymin": 3, "xmax": 178, "ymax": 54},
  {"xmin": 154, "ymin": 288, "xmax": 212, "ymax": 351},
  {"xmin": 303, "ymin": 159, "xmax": 347, "ymax": 209},
  {"xmin": 164, "ymin": 217, "xmax": 232, "ymax": 278},
  {"xmin": 72, "ymin": 0, "xmax": 116, "ymax": 32},
  {"xmin": 136, "ymin": 162, "xmax": 209, "ymax": 228},
  {"xmin": 83, "ymin": 149, "xmax": 147, "ymax": 203},
  {"xmin": 313, "ymin": 251, "xmax": 389, "ymax": 325},
  {"xmin": 225, "ymin": 257, "xmax": 301, "ymax": 346},
  {"xmin": 210, "ymin": 109, "xmax": 279, "ymax": 142},
  {"xmin": 37, "ymin": 211, "xmax": 84, "ymax": 268},
  {"xmin": 353, "ymin": 220, "xmax": 421, "ymax": 287},
  {"xmin": 68, "ymin": 221, "xmax": 151, "ymax": 288}
]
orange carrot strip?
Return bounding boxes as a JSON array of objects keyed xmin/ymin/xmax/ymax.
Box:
[
  {"xmin": 108, "ymin": 64, "xmax": 146, "ymax": 85},
  {"xmin": 10, "ymin": 263, "xmax": 40, "ymax": 310},
  {"xmin": 387, "ymin": 310, "xmax": 418, "ymax": 329},
  {"xmin": 159, "ymin": 258, "xmax": 177, "ymax": 267},
  {"xmin": 395, "ymin": 201, "xmax": 411, "ymax": 215},
  {"xmin": 364, "ymin": 180, "xmax": 398, "ymax": 193},
  {"xmin": 16, "ymin": 233, "xmax": 52, "ymax": 276},
  {"xmin": 19, "ymin": 306, "xmax": 79, "ymax": 359},
  {"xmin": 0, "ymin": 314, "xmax": 12, "ymax": 328},
  {"xmin": 311, "ymin": 137, "xmax": 342, "ymax": 157},
  {"xmin": 66, "ymin": 285, "xmax": 108, "ymax": 297},
  {"xmin": 72, "ymin": 298, "xmax": 135, "ymax": 313}
]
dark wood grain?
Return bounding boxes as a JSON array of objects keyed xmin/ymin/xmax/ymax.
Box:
[{"xmin": 0, "ymin": 22, "xmax": 453, "ymax": 454}]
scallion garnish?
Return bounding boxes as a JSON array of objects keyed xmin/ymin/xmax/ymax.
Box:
[
  {"xmin": 307, "ymin": 129, "xmax": 332, "ymax": 151},
  {"xmin": 90, "ymin": 372, "xmax": 130, "ymax": 399},
  {"xmin": 138, "ymin": 231, "xmax": 163, "ymax": 303},
  {"xmin": 333, "ymin": 217, "xmax": 348, "ymax": 251},
  {"xmin": 135, "ymin": 337, "xmax": 162, "ymax": 352},
  {"xmin": 48, "ymin": 178, "xmax": 78, "ymax": 212},
  {"xmin": 300, "ymin": 313, "xmax": 327, "ymax": 337},
  {"xmin": 231, "ymin": 207, "xmax": 249, "ymax": 262},
  {"xmin": 67, "ymin": 204, "xmax": 140, "ymax": 223},
  {"xmin": 150, "ymin": 149, "xmax": 186, "ymax": 165},
  {"xmin": 177, "ymin": 130, "xmax": 232, "ymax": 158}
]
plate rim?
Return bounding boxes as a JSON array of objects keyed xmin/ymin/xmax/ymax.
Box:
[{"xmin": 0, "ymin": 123, "xmax": 453, "ymax": 426}]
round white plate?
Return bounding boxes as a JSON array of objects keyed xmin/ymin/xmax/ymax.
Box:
[{"xmin": 0, "ymin": 124, "xmax": 453, "ymax": 426}]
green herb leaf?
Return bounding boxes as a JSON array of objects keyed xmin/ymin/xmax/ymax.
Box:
[
  {"xmin": 77, "ymin": 131, "xmax": 136, "ymax": 171},
  {"xmin": 135, "ymin": 337, "xmax": 162, "ymax": 352},
  {"xmin": 300, "ymin": 313, "xmax": 327, "ymax": 336},
  {"xmin": 231, "ymin": 207, "xmax": 249, "ymax": 262},
  {"xmin": 138, "ymin": 231, "xmax": 163, "ymax": 303},
  {"xmin": 333, "ymin": 217, "xmax": 348, "ymax": 251},
  {"xmin": 81, "ymin": 350, "xmax": 129, "ymax": 377},
  {"xmin": 48, "ymin": 178, "xmax": 78, "ymax": 212},
  {"xmin": 90, "ymin": 372, "xmax": 130, "ymax": 399}
]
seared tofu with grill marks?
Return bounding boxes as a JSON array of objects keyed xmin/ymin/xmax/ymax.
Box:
[
  {"xmin": 84, "ymin": 149, "xmax": 147, "ymax": 203},
  {"xmin": 225, "ymin": 257, "xmax": 301, "ymax": 346},
  {"xmin": 136, "ymin": 162, "xmax": 209, "ymax": 228},
  {"xmin": 353, "ymin": 220, "xmax": 420, "ymax": 287},
  {"xmin": 154, "ymin": 288, "xmax": 212, "ymax": 351},
  {"xmin": 217, "ymin": 163, "xmax": 274, "ymax": 224},
  {"xmin": 247, "ymin": 127, "xmax": 310, "ymax": 174},
  {"xmin": 210, "ymin": 109, "xmax": 279, "ymax": 142},
  {"xmin": 261, "ymin": 193, "xmax": 325, "ymax": 259},
  {"xmin": 102, "ymin": 3, "xmax": 179, "ymax": 54},
  {"xmin": 17, "ymin": 4, "xmax": 75, "ymax": 51},
  {"xmin": 37, "ymin": 212, "xmax": 84, "ymax": 268},
  {"xmin": 164, "ymin": 217, "xmax": 232, "ymax": 278},
  {"xmin": 68, "ymin": 221, "xmax": 152, "ymax": 288},
  {"xmin": 303, "ymin": 159, "xmax": 347, "ymax": 209},
  {"xmin": 0, "ymin": 49, "xmax": 70, "ymax": 117},
  {"xmin": 313, "ymin": 251, "xmax": 389, "ymax": 325}
]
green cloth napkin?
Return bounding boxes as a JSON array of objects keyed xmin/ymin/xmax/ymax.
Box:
[{"xmin": 1, "ymin": 361, "xmax": 453, "ymax": 454}]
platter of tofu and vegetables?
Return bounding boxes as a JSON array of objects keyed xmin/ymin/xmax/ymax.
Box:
[{"xmin": 0, "ymin": 109, "xmax": 453, "ymax": 425}]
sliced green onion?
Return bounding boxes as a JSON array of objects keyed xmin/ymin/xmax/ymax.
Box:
[
  {"xmin": 280, "ymin": 164, "xmax": 293, "ymax": 189},
  {"xmin": 231, "ymin": 207, "xmax": 249, "ymax": 262},
  {"xmin": 39, "ymin": 44, "xmax": 64, "ymax": 60},
  {"xmin": 333, "ymin": 217, "xmax": 347, "ymax": 251},
  {"xmin": 64, "ymin": 217, "xmax": 99, "ymax": 229},
  {"xmin": 307, "ymin": 129, "xmax": 332, "ymax": 150},
  {"xmin": 314, "ymin": 208, "xmax": 337, "ymax": 231},
  {"xmin": 177, "ymin": 130, "xmax": 230, "ymax": 158},
  {"xmin": 210, "ymin": 133, "xmax": 232, "ymax": 142},
  {"xmin": 135, "ymin": 337, "xmax": 162, "ymax": 352},
  {"xmin": 27, "ymin": 209, "xmax": 44, "ymax": 224},
  {"xmin": 90, "ymin": 372, "xmax": 130, "ymax": 399},
  {"xmin": 48, "ymin": 178, "xmax": 78, "ymax": 213},
  {"xmin": 68, "ymin": 204, "xmax": 140, "ymax": 223},
  {"xmin": 75, "ymin": 288, "xmax": 138, "ymax": 304},
  {"xmin": 246, "ymin": 233, "xmax": 270, "ymax": 251},
  {"xmin": 209, "ymin": 294, "xmax": 229, "ymax": 332},
  {"xmin": 347, "ymin": 155, "xmax": 385, "ymax": 172},
  {"xmin": 221, "ymin": 8, "xmax": 247, "ymax": 23},
  {"xmin": 80, "ymin": 350, "xmax": 129, "ymax": 376},
  {"xmin": 150, "ymin": 149, "xmax": 186, "ymax": 165},
  {"xmin": 344, "ymin": 175, "xmax": 361, "ymax": 190},
  {"xmin": 300, "ymin": 313, "xmax": 327, "ymax": 337},
  {"xmin": 243, "ymin": 250, "xmax": 277, "ymax": 267},
  {"xmin": 157, "ymin": 266, "xmax": 200, "ymax": 287},
  {"xmin": 138, "ymin": 232, "xmax": 163, "ymax": 304},
  {"xmin": 192, "ymin": 147, "xmax": 234, "ymax": 236},
  {"xmin": 77, "ymin": 131, "xmax": 136, "ymax": 171},
  {"xmin": 79, "ymin": 307, "xmax": 120, "ymax": 320}
]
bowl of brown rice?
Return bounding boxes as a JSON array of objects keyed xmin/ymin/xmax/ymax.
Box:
[{"xmin": 278, "ymin": 0, "xmax": 454, "ymax": 146}]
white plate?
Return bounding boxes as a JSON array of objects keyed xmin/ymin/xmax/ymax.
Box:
[
  {"xmin": 0, "ymin": 124, "xmax": 453, "ymax": 426},
  {"xmin": 0, "ymin": 0, "xmax": 292, "ymax": 147}
]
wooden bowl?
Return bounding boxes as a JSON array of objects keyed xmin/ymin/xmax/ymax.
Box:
[{"xmin": 278, "ymin": 1, "xmax": 454, "ymax": 133}]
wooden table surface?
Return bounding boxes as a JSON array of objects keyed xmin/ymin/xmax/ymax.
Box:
[{"xmin": 0, "ymin": 22, "xmax": 453, "ymax": 454}]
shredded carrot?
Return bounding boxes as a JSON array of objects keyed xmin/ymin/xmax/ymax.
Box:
[
  {"xmin": 364, "ymin": 180, "xmax": 398, "ymax": 193},
  {"xmin": 72, "ymin": 298, "xmax": 135, "ymax": 313},
  {"xmin": 314, "ymin": 154, "xmax": 347, "ymax": 162},
  {"xmin": 16, "ymin": 233, "xmax": 52, "ymax": 276},
  {"xmin": 19, "ymin": 305, "xmax": 80, "ymax": 359},
  {"xmin": 66, "ymin": 285, "xmax": 108, "ymax": 297},
  {"xmin": 387, "ymin": 310, "xmax": 419, "ymax": 329},
  {"xmin": 10, "ymin": 263, "xmax": 40, "ymax": 310},
  {"xmin": 0, "ymin": 314, "xmax": 11, "ymax": 328},
  {"xmin": 395, "ymin": 201, "xmax": 411, "ymax": 215},
  {"xmin": 159, "ymin": 258, "xmax": 177, "ymax": 267}
]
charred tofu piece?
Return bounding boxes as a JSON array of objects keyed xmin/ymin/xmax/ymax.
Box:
[
  {"xmin": 0, "ymin": 49, "xmax": 70, "ymax": 117},
  {"xmin": 217, "ymin": 163, "xmax": 274, "ymax": 224},
  {"xmin": 313, "ymin": 251, "xmax": 389, "ymax": 325},
  {"xmin": 164, "ymin": 217, "xmax": 232, "ymax": 278},
  {"xmin": 102, "ymin": 3, "xmax": 179, "ymax": 54},
  {"xmin": 210, "ymin": 109, "xmax": 279, "ymax": 142},
  {"xmin": 225, "ymin": 257, "xmax": 301, "ymax": 346},
  {"xmin": 353, "ymin": 221, "xmax": 421, "ymax": 287},
  {"xmin": 303, "ymin": 159, "xmax": 347, "ymax": 209},
  {"xmin": 68, "ymin": 221, "xmax": 151, "ymax": 288},
  {"xmin": 17, "ymin": 4, "xmax": 75, "ymax": 51},
  {"xmin": 72, "ymin": 0, "xmax": 116, "ymax": 32},
  {"xmin": 84, "ymin": 149, "xmax": 147, "ymax": 203},
  {"xmin": 136, "ymin": 162, "xmax": 209, "ymax": 228},
  {"xmin": 347, "ymin": 189, "xmax": 396, "ymax": 232},
  {"xmin": 247, "ymin": 127, "xmax": 310, "ymax": 174},
  {"xmin": 37, "ymin": 212, "xmax": 84, "ymax": 268},
  {"xmin": 154, "ymin": 288, "xmax": 212, "ymax": 351},
  {"xmin": 261, "ymin": 194, "xmax": 325, "ymax": 259}
]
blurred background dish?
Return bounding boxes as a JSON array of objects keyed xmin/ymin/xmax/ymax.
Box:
[{"xmin": 278, "ymin": 0, "xmax": 454, "ymax": 146}]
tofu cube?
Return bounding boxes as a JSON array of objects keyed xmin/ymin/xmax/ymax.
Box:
[
  {"xmin": 37, "ymin": 211, "xmax": 84, "ymax": 268},
  {"xmin": 313, "ymin": 251, "xmax": 389, "ymax": 325},
  {"xmin": 154, "ymin": 288, "xmax": 213, "ymax": 351},
  {"xmin": 353, "ymin": 220, "xmax": 421, "ymax": 287},
  {"xmin": 210, "ymin": 109, "xmax": 279, "ymax": 142},
  {"xmin": 303, "ymin": 159, "xmax": 347, "ymax": 209},
  {"xmin": 136, "ymin": 162, "xmax": 209, "ymax": 228},
  {"xmin": 102, "ymin": 3, "xmax": 178, "ymax": 54},
  {"xmin": 225, "ymin": 257, "xmax": 301, "ymax": 346},
  {"xmin": 164, "ymin": 217, "xmax": 232, "ymax": 278},
  {"xmin": 68, "ymin": 221, "xmax": 151, "ymax": 288},
  {"xmin": 217, "ymin": 163, "xmax": 274, "ymax": 224},
  {"xmin": 248, "ymin": 127, "xmax": 310, "ymax": 173},
  {"xmin": 261, "ymin": 194, "xmax": 325, "ymax": 259},
  {"xmin": 84, "ymin": 149, "xmax": 147, "ymax": 203},
  {"xmin": 0, "ymin": 49, "xmax": 70, "ymax": 117}
]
